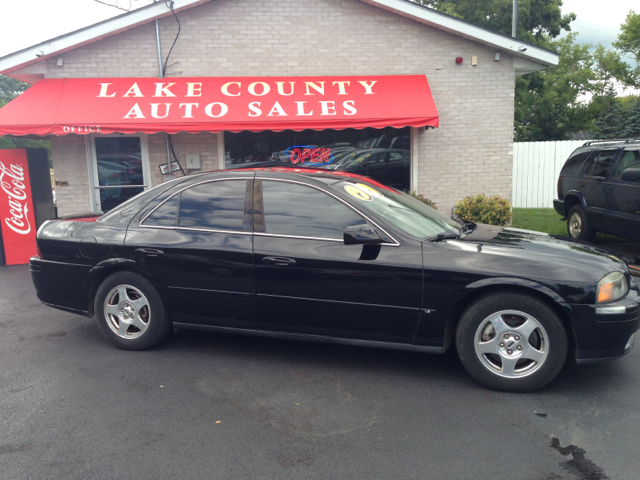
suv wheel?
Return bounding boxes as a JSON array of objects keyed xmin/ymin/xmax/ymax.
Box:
[{"xmin": 567, "ymin": 204, "xmax": 596, "ymax": 241}]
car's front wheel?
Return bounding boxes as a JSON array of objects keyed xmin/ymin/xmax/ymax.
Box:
[
  {"xmin": 567, "ymin": 204, "xmax": 596, "ymax": 241},
  {"xmin": 456, "ymin": 292, "xmax": 568, "ymax": 392},
  {"xmin": 94, "ymin": 271, "xmax": 171, "ymax": 350}
]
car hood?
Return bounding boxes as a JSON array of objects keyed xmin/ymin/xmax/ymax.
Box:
[{"xmin": 443, "ymin": 224, "xmax": 627, "ymax": 282}]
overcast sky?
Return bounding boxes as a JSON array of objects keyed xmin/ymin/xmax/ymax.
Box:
[
  {"xmin": 0, "ymin": 0, "xmax": 637, "ymax": 58},
  {"xmin": 562, "ymin": 0, "xmax": 636, "ymax": 48}
]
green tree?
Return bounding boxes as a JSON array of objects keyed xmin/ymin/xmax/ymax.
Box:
[
  {"xmin": 595, "ymin": 89, "xmax": 626, "ymax": 139},
  {"xmin": 0, "ymin": 75, "xmax": 51, "ymax": 162},
  {"xmin": 515, "ymin": 34, "xmax": 597, "ymax": 141},
  {"xmin": 591, "ymin": 45, "xmax": 630, "ymax": 96},
  {"xmin": 612, "ymin": 10, "xmax": 640, "ymax": 87},
  {"xmin": 0, "ymin": 75, "xmax": 29, "ymax": 107},
  {"xmin": 626, "ymin": 97, "xmax": 640, "ymax": 138},
  {"xmin": 614, "ymin": 10, "xmax": 640, "ymax": 63},
  {"xmin": 415, "ymin": 0, "xmax": 575, "ymax": 43}
]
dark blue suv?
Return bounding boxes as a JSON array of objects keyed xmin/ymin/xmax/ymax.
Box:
[{"xmin": 554, "ymin": 139, "xmax": 640, "ymax": 241}]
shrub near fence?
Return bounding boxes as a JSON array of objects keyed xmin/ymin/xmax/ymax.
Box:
[
  {"xmin": 454, "ymin": 194, "xmax": 512, "ymax": 226},
  {"xmin": 512, "ymin": 140, "xmax": 592, "ymax": 208}
]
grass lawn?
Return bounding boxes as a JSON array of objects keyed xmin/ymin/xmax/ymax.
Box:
[
  {"xmin": 512, "ymin": 208, "xmax": 567, "ymax": 236},
  {"xmin": 512, "ymin": 208, "xmax": 632, "ymax": 247}
]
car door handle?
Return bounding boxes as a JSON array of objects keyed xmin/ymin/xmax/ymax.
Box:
[
  {"xmin": 605, "ymin": 185, "xmax": 614, "ymax": 190},
  {"xmin": 262, "ymin": 256, "xmax": 297, "ymax": 266},
  {"xmin": 135, "ymin": 248, "xmax": 164, "ymax": 257}
]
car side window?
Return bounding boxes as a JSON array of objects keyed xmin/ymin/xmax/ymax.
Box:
[
  {"xmin": 612, "ymin": 150, "xmax": 640, "ymax": 181},
  {"xmin": 585, "ymin": 149, "xmax": 617, "ymax": 178},
  {"xmin": 143, "ymin": 195, "xmax": 179, "ymax": 226},
  {"xmin": 363, "ymin": 153, "xmax": 385, "ymax": 167},
  {"xmin": 560, "ymin": 151, "xmax": 591, "ymax": 177},
  {"xmin": 261, "ymin": 181, "xmax": 364, "ymax": 239},
  {"xmin": 178, "ymin": 180, "xmax": 248, "ymax": 231},
  {"xmin": 389, "ymin": 152, "xmax": 404, "ymax": 163}
]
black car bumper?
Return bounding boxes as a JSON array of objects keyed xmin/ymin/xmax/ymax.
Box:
[
  {"xmin": 568, "ymin": 289, "xmax": 640, "ymax": 363},
  {"xmin": 30, "ymin": 256, "xmax": 91, "ymax": 315},
  {"xmin": 553, "ymin": 199, "xmax": 565, "ymax": 218}
]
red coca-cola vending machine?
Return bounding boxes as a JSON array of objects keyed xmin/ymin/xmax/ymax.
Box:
[{"xmin": 0, "ymin": 148, "xmax": 56, "ymax": 265}]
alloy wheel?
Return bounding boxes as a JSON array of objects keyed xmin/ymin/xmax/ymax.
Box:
[
  {"xmin": 474, "ymin": 310, "xmax": 549, "ymax": 378},
  {"xmin": 103, "ymin": 284, "xmax": 151, "ymax": 339}
]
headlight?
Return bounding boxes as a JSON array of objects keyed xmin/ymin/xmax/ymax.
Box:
[{"xmin": 597, "ymin": 272, "xmax": 628, "ymax": 303}]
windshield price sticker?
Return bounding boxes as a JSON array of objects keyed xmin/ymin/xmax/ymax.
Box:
[
  {"xmin": 355, "ymin": 183, "xmax": 382, "ymax": 198},
  {"xmin": 344, "ymin": 183, "xmax": 381, "ymax": 201}
]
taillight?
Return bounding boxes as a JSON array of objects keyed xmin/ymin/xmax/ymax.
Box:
[{"xmin": 557, "ymin": 176, "xmax": 563, "ymax": 200}]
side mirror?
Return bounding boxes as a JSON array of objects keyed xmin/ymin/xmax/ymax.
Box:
[
  {"xmin": 344, "ymin": 224, "xmax": 382, "ymax": 245},
  {"xmin": 621, "ymin": 168, "xmax": 640, "ymax": 182}
]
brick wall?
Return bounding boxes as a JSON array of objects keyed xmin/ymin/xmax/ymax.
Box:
[
  {"xmin": 50, "ymin": 135, "xmax": 92, "ymax": 217},
  {"xmin": 45, "ymin": 0, "xmax": 515, "ymax": 215},
  {"xmin": 148, "ymin": 132, "xmax": 219, "ymax": 187}
]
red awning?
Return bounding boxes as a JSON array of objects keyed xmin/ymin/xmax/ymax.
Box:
[{"xmin": 0, "ymin": 75, "xmax": 438, "ymax": 136}]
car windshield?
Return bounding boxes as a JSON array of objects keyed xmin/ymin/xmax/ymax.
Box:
[
  {"xmin": 336, "ymin": 180, "xmax": 460, "ymax": 238},
  {"xmin": 331, "ymin": 151, "xmax": 378, "ymax": 169},
  {"xmin": 327, "ymin": 150, "xmax": 359, "ymax": 168}
]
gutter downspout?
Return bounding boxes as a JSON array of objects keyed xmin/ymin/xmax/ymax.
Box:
[
  {"xmin": 512, "ymin": 0, "xmax": 518, "ymax": 38},
  {"xmin": 156, "ymin": 18, "xmax": 173, "ymax": 179}
]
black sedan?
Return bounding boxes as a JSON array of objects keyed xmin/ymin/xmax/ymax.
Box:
[{"xmin": 30, "ymin": 168, "xmax": 640, "ymax": 392}]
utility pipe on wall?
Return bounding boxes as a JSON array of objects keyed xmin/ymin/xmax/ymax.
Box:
[
  {"xmin": 512, "ymin": 0, "xmax": 518, "ymax": 38},
  {"xmin": 155, "ymin": 19, "xmax": 164, "ymax": 78},
  {"xmin": 155, "ymin": 18, "xmax": 174, "ymax": 179}
]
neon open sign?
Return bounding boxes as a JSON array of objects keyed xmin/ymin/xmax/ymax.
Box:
[{"xmin": 286, "ymin": 145, "xmax": 334, "ymax": 166}]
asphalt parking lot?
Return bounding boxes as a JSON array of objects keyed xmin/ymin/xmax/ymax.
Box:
[{"xmin": 1, "ymin": 265, "xmax": 639, "ymax": 480}]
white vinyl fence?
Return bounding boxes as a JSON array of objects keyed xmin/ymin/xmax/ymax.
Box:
[{"xmin": 512, "ymin": 140, "xmax": 592, "ymax": 208}]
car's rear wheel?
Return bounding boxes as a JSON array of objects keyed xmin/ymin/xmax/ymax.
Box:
[
  {"xmin": 567, "ymin": 204, "xmax": 596, "ymax": 241},
  {"xmin": 94, "ymin": 271, "xmax": 171, "ymax": 350},
  {"xmin": 456, "ymin": 292, "xmax": 567, "ymax": 392}
]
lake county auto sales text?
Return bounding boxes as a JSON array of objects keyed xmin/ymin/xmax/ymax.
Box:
[{"xmin": 97, "ymin": 80, "xmax": 377, "ymax": 119}]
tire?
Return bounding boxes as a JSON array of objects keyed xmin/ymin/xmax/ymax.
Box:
[
  {"xmin": 455, "ymin": 292, "xmax": 568, "ymax": 392},
  {"xmin": 94, "ymin": 271, "xmax": 171, "ymax": 350},
  {"xmin": 567, "ymin": 204, "xmax": 596, "ymax": 241}
]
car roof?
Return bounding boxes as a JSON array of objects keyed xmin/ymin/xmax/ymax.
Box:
[
  {"xmin": 221, "ymin": 166, "xmax": 369, "ymax": 182},
  {"xmin": 581, "ymin": 139, "xmax": 640, "ymax": 148}
]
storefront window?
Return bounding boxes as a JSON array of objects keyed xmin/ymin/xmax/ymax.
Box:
[
  {"xmin": 223, "ymin": 127, "xmax": 411, "ymax": 190},
  {"xmin": 92, "ymin": 136, "xmax": 148, "ymax": 212}
]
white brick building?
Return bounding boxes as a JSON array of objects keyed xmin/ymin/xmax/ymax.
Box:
[{"xmin": 0, "ymin": 0, "xmax": 557, "ymax": 216}]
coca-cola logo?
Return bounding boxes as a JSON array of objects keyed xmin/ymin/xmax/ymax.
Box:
[{"xmin": 0, "ymin": 161, "xmax": 31, "ymax": 235}]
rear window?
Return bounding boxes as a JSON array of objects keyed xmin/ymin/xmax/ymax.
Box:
[
  {"xmin": 560, "ymin": 151, "xmax": 591, "ymax": 176},
  {"xmin": 178, "ymin": 180, "xmax": 248, "ymax": 231},
  {"xmin": 585, "ymin": 150, "xmax": 617, "ymax": 178}
]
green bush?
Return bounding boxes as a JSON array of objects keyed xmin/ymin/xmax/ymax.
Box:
[
  {"xmin": 407, "ymin": 191, "xmax": 438, "ymax": 210},
  {"xmin": 453, "ymin": 194, "xmax": 512, "ymax": 226}
]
